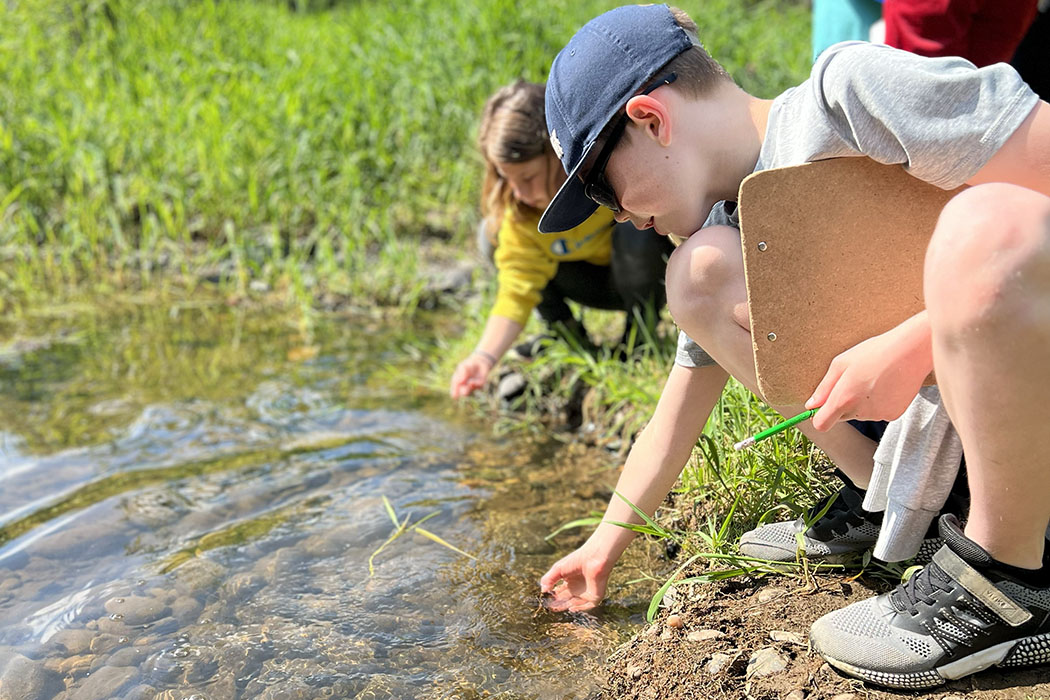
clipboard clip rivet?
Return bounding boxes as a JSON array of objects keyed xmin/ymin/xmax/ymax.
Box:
[
  {"xmin": 767, "ymin": 332, "xmax": 777, "ymax": 342},
  {"xmin": 757, "ymin": 241, "xmax": 768, "ymax": 251}
]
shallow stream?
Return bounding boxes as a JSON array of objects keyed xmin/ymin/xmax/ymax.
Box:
[{"xmin": 0, "ymin": 300, "xmax": 654, "ymax": 699}]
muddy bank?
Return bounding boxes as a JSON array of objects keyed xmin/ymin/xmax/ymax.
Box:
[{"xmin": 594, "ymin": 572, "xmax": 1050, "ymax": 700}]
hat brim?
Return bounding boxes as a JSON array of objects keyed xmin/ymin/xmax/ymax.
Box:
[{"xmin": 538, "ymin": 140, "xmax": 600, "ymax": 234}]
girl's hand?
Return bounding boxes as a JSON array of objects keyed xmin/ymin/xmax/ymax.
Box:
[
  {"xmin": 450, "ymin": 353, "xmax": 494, "ymax": 398},
  {"xmin": 539, "ymin": 544, "xmax": 613, "ymax": 613},
  {"xmin": 806, "ymin": 314, "xmax": 933, "ymax": 431}
]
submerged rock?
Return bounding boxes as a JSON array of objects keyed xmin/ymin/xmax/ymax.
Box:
[
  {"xmin": 69, "ymin": 665, "xmax": 139, "ymax": 700},
  {"xmin": 0, "ymin": 650, "xmax": 64, "ymax": 700},
  {"xmin": 104, "ymin": 595, "xmax": 170, "ymax": 626}
]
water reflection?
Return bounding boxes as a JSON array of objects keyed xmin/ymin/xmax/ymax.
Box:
[{"xmin": 0, "ymin": 300, "xmax": 656, "ymax": 699}]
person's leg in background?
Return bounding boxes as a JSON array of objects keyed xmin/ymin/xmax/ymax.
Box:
[
  {"xmin": 812, "ymin": 0, "xmax": 883, "ymax": 62},
  {"xmin": 1012, "ymin": 1, "xmax": 1049, "ymax": 100},
  {"xmin": 609, "ymin": 222, "xmax": 675, "ymax": 351},
  {"xmin": 883, "ymin": 0, "xmax": 1038, "ymax": 66}
]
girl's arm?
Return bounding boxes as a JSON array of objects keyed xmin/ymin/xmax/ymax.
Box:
[{"xmin": 450, "ymin": 314, "xmax": 523, "ymax": 398}]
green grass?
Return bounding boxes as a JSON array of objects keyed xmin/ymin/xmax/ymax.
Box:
[{"xmin": 1, "ymin": 0, "xmax": 810, "ymax": 311}]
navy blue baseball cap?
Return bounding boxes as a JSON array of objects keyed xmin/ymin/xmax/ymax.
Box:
[{"xmin": 538, "ymin": 4, "xmax": 695, "ymax": 234}]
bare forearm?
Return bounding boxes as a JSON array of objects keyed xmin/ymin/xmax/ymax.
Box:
[
  {"xmin": 588, "ymin": 363, "xmax": 729, "ymax": 562},
  {"xmin": 475, "ymin": 314, "xmax": 524, "ymax": 364}
]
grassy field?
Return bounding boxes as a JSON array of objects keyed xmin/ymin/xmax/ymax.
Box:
[
  {"xmin": 2, "ymin": 0, "xmax": 843, "ymax": 601},
  {"xmin": 1, "ymin": 0, "xmax": 809, "ymax": 306}
]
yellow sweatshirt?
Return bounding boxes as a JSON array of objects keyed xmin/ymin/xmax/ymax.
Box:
[{"xmin": 491, "ymin": 206, "xmax": 615, "ymax": 326}]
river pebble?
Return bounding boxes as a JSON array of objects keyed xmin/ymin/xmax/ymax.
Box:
[
  {"xmin": 69, "ymin": 665, "xmax": 139, "ymax": 700},
  {"xmin": 49, "ymin": 629, "xmax": 95, "ymax": 656},
  {"xmin": 222, "ymin": 571, "xmax": 265, "ymax": 602},
  {"xmin": 170, "ymin": 595, "xmax": 204, "ymax": 624},
  {"xmin": 120, "ymin": 685, "xmax": 156, "ymax": 700},
  {"xmin": 105, "ymin": 595, "xmax": 171, "ymax": 626},
  {"xmin": 106, "ymin": 646, "xmax": 149, "ymax": 667},
  {"xmin": 173, "ymin": 557, "xmax": 226, "ymax": 595},
  {"xmin": 46, "ymin": 653, "xmax": 93, "ymax": 678},
  {"xmin": 0, "ymin": 650, "xmax": 64, "ymax": 700}
]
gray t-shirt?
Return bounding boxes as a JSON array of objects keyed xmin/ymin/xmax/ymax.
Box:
[{"xmin": 676, "ymin": 41, "xmax": 1040, "ymax": 368}]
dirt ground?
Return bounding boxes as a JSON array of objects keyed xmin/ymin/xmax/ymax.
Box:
[{"xmin": 595, "ymin": 573, "xmax": 1050, "ymax": 700}]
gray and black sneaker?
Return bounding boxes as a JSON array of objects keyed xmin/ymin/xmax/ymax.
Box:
[
  {"xmin": 738, "ymin": 483, "xmax": 943, "ymax": 563},
  {"xmin": 810, "ymin": 514, "xmax": 1050, "ymax": 689}
]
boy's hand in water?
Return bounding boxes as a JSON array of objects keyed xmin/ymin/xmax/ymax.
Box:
[
  {"xmin": 449, "ymin": 354, "xmax": 494, "ymax": 398},
  {"xmin": 806, "ymin": 312, "xmax": 933, "ymax": 431},
  {"xmin": 539, "ymin": 545, "xmax": 612, "ymax": 612}
]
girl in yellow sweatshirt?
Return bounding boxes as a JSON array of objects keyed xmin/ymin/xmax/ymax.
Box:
[{"xmin": 450, "ymin": 80, "xmax": 673, "ymax": 398}]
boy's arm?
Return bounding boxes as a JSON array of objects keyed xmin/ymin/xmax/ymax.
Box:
[
  {"xmin": 807, "ymin": 100, "xmax": 1050, "ymax": 430},
  {"xmin": 968, "ymin": 99, "xmax": 1050, "ymax": 196},
  {"xmin": 540, "ymin": 362, "xmax": 727, "ymax": 611}
]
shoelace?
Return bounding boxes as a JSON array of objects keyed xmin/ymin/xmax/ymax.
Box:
[
  {"xmin": 891, "ymin": 562, "xmax": 992, "ymax": 654},
  {"xmin": 892, "ymin": 563, "xmax": 955, "ymax": 614}
]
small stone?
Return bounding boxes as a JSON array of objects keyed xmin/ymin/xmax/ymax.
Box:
[
  {"xmin": 108, "ymin": 646, "xmax": 149, "ymax": 667},
  {"xmin": 784, "ymin": 691, "xmax": 806, "ymax": 700},
  {"xmin": 705, "ymin": 652, "xmax": 734, "ymax": 675},
  {"xmin": 89, "ymin": 633, "xmax": 126, "ymax": 654},
  {"xmin": 0, "ymin": 651, "xmax": 64, "ymax": 700},
  {"xmin": 769, "ymin": 630, "xmax": 804, "ymax": 645},
  {"xmin": 105, "ymin": 595, "xmax": 170, "ymax": 626},
  {"xmin": 643, "ymin": 623, "xmax": 660, "ymax": 638},
  {"xmin": 746, "ymin": 647, "xmax": 788, "ymax": 679},
  {"xmin": 757, "ymin": 587, "xmax": 787, "ymax": 603},
  {"xmin": 49, "ymin": 628, "xmax": 94, "ymax": 656},
  {"xmin": 171, "ymin": 595, "xmax": 204, "ymax": 624},
  {"xmin": 627, "ymin": 662, "xmax": 646, "ymax": 679},
  {"xmin": 831, "ymin": 694, "xmax": 857, "ymax": 700},
  {"xmin": 173, "ymin": 557, "xmax": 226, "ymax": 595},
  {"xmin": 70, "ymin": 665, "xmax": 139, "ymax": 700},
  {"xmin": 686, "ymin": 629, "xmax": 724, "ymax": 642},
  {"xmin": 659, "ymin": 627, "xmax": 674, "ymax": 641},
  {"xmin": 665, "ymin": 614, "xmax": 684, "ymax": 629}
]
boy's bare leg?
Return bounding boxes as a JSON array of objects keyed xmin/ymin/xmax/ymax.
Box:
[
  {"xmin": 666, "ymin": 225, "xmax": 878, "ymax": 486},
  {"xmin": 925, "ymin": 183, "xmax": 1050, "ymax": 569}
]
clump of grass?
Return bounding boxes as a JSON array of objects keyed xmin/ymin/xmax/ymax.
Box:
[{"xmin": 369, "ymin": 495, "xmax": 476, "ymax": 576}]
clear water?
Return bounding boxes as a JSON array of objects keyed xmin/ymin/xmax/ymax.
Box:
[{"xmin": 0, "ymin": 300, "xmax": 655, "ymax": 699}]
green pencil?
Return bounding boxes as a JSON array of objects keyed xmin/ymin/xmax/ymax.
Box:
[{"xmin": 733, "ymin": 408, "xmax": 819, "ymax": 451}]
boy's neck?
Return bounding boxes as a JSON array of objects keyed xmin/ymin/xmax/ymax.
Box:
[{"xmin": 688, "ymin": 84, "xmax": 772, "ymax": 202}]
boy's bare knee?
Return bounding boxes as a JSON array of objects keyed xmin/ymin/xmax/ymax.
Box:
[
  {"xmin": 666, "ymin": 226, "xmax": 744, "ymax": 327},
  {"xmin": 926, "ymin": 184, "xmax": 1050, "ymax": 337}
]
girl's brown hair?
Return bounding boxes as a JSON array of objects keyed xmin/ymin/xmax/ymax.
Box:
[{"xmin": 477, "ymin": 80, "xmax": 561, "ymax": 243}]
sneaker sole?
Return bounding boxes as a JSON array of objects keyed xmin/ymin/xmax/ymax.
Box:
[{"xmin": 820, "ymin": 632, "xmax": 1050, "ymax": 689}]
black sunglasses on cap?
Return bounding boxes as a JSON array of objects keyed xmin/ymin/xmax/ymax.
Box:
[{"xmin": 582, "ymin": 73, "xmax": 678, "ymax": 214}]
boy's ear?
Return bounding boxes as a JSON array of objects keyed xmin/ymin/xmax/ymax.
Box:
[{"xmin": 625, "ymin": 94, "xmax": 672, "ymax": 146}]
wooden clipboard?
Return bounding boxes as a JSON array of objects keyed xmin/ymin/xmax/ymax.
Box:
[{"xmin": 737, "ymin": 157, "xmax": 964, "ymax": 406}]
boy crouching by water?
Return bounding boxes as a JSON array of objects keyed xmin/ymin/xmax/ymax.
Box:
[{"xmin": 537, "ymin": 4, "xmax": 1050, "ymax": 689}]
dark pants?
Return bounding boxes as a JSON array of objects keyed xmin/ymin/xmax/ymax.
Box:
[
  {"xmin": 1012, "ymin": 7, "xmax": 1049, "ymax": 101},
  {"xmin": 535, "ymin": 222, "xmax": 674, "ymax": 338}
]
